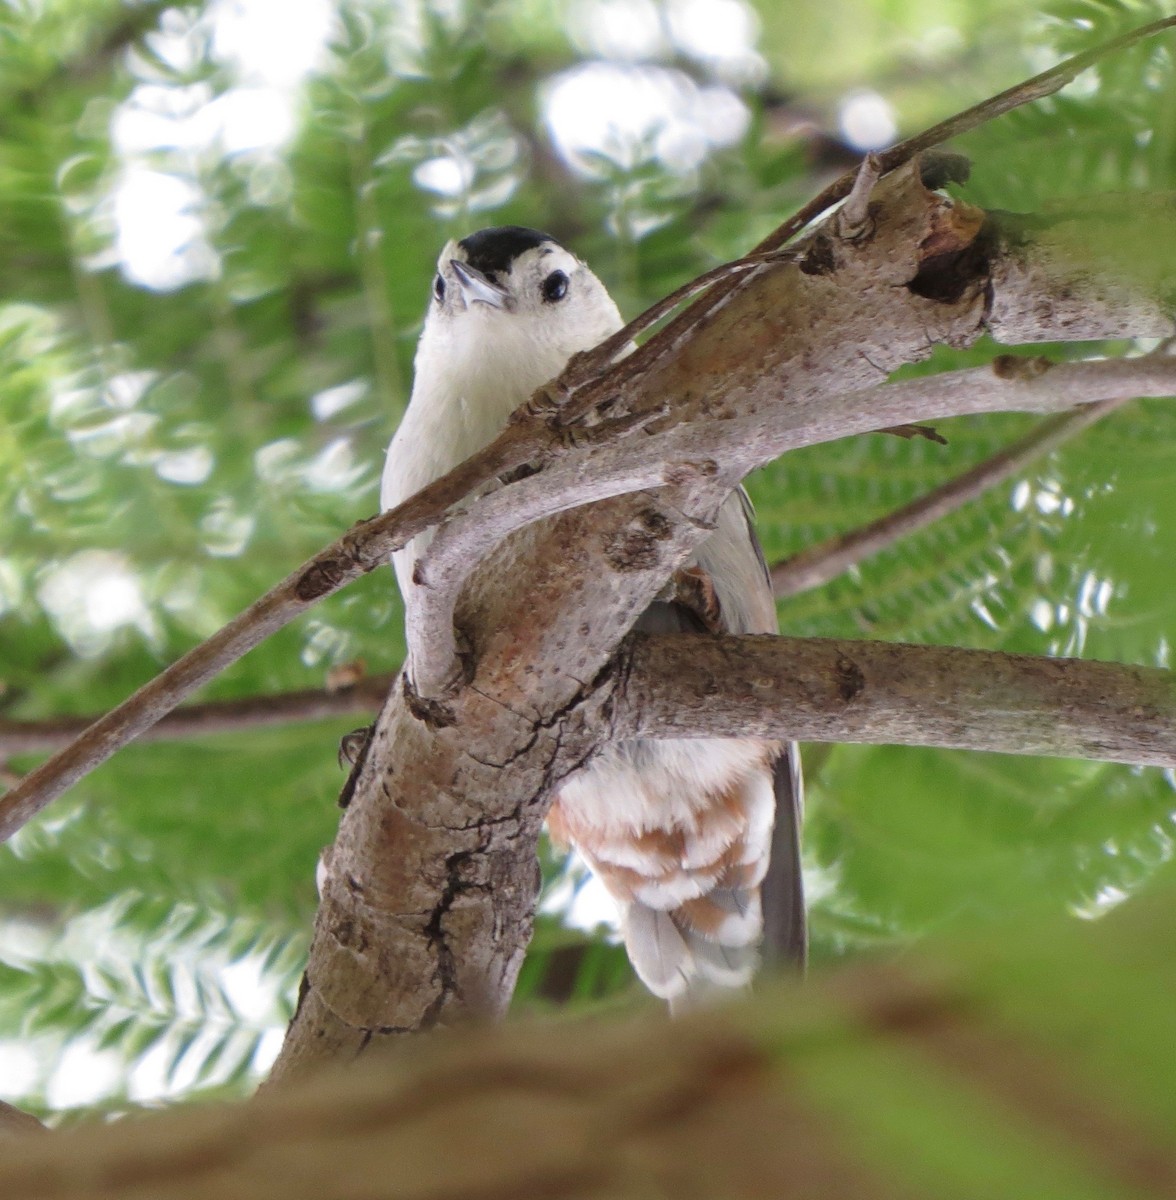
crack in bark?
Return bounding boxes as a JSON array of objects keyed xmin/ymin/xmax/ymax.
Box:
[{"xmin": 419, "ymin": 850, "xmax": 478, "ymax": 1030}]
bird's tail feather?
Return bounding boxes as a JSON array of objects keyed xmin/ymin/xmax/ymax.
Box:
[
  {"xmin": 621, "ymin": 874, "xmax": 763, "ymax": 1010},
  {"xmin": 618, "ymin": 744, "xmax": 805, "ymax": 1011}
]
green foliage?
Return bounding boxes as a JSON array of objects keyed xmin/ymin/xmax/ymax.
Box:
[
  {"xmin": 1, "ymin": 0, "xmax": 1174, "ymax": 1119},
  {"xmin": 0, "ymin": 890, "xmax": 303, "ymax": 1121}
]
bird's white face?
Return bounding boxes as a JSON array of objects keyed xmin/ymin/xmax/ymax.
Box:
[{"xmin": 411, "ymin": 227, "xmax": 624, "ymax": 413}]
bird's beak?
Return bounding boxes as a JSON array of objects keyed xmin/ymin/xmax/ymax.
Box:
[{"xmin": 450, "ymin": 259, "xmax": 510, "ymax": 310}]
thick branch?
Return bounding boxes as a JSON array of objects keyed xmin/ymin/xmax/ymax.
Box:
[
  {"xmin": 616, "ymin": 634, "xmax": 1176, "ymax": 768},
  {"xmin": 410, "ymin": 357, "xmax": 1174, "ymax": 693},
  {"xmin": 770, "ymin": 393, "xmax": 1130, "ymax": 598}
]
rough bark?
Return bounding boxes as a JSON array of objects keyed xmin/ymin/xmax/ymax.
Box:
[{"xmin": 268, "ymin": 165, "xmax": 1176, "ymax": 1081}]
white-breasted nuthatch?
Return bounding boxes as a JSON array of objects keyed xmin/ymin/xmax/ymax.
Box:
[{"xmin": 382, "ymin": 226, "xmax": 804, "ymax": 1007}]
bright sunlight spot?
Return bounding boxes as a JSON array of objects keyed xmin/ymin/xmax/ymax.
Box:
[
  {"xmin": 36, "ymin": 551, "xmax": 155, "ymax": 657},
  {"xmin": 109, "ymin": 0, "xmax": 334, "ymax": 290},
  {"xmin": 838, "ymin": 88, "xmax": 897, "ymax": 150},
  {"xmin": 544, "ymin": 62, "xmax": 749, "ymax": 176}
]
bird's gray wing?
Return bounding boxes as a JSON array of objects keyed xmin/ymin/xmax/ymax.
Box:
[{"xmin": 761, "ymin": 744, "xmax": 807, "ymax": 970}]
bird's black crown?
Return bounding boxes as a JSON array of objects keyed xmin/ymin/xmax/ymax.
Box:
[{"xmin": 458, "ymin": 226, "xmax": 559, "ymax": 276}]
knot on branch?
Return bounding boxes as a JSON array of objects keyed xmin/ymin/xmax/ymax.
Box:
[
  {"xmin": 663, "ymin": 458, "xmax": 719, "ymax": 487},
  {"xmin": 908, "ymin": 203, "xmax": 993, "ymax": 305},
  {"xmin": 403, "ymin": 676, "xmax": 458, "ymax": 729},
  {"xmin": 917, "ymin": 150, "xmax": 973, "ymax": 191},
  {"xmin": 799, "ymin": 234, "xmax": 837, "ymax": 277},
  {"xmin": 992, "ymin": 354, "xmax": 1054, "ymax": 380},
  {"xmin": 295, "ymin": 557, "xmax": 350, "ymax": 601},
  {"xmin": 834, "ymin": 655, "xmax": 865, "ymax": 702},
  {"xmin": 604, "ymin": 507, "xmax": 674, "ymax": 572}
]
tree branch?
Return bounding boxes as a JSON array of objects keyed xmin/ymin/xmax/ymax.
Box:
[
  {"xmin": 615, "ymin": 634, "xmax": 1176, "ymax": 768},
  {"xmin": 611, "ymin": 15, "xmax": 1176, "ymax": 354},
  {"xmin": 8, "ymin": 890, "xmax": 1176, "ymax": 1197},
  {"xmin": 272, "ymin": 164, "xmax": 1176, "ymax": 1075},
  {"xmin": 0, "ymin": 678, "xmax": 395, "ymax": 758},
  {"xmin": 0, "ymin": 373, "xmax": 1145, "ymax": 760},
  {"xmin": 4, "ymin": 20, "xmax": 1176, "ymax": 1077},
  {"xmin": 751, "ymin": 13, "xmax": 1176, "ymax": 256},
  {"xmin": 770, "ymin": 392, "xmax": 1130, "ymax": 598},
  {"xmin": 410, "ymin": 355, "xmax": 1173, "ymax": 694},
  {"xmin": 1, "ymin": 38, "xmax": 1172, "ymax": 838}
]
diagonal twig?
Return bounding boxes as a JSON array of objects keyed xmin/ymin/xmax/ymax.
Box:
[{"xmin": 770, "ymin": 395, "xmax": 1130, "ymax": 599}]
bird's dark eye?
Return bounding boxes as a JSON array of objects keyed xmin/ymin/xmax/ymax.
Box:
[
  {"xmin": 541, "ymin": 270, "xmax": 569, "ymax": 303},
  {"xmin": 432, "ymin": 274, "xmax": 445, "ymax": 302}
]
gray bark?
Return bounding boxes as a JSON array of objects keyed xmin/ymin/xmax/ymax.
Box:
[{"xmin": 616, "ymin": 635, "xmax": 1176, "ymax": 768}]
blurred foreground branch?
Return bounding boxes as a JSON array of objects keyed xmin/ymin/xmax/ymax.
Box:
[{"xmin": 6, "ymin": 888, "xmax": 1176, "ymax": 1197}]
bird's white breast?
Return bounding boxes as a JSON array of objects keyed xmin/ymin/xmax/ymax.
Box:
[{"xmin": 380, "ymin": 311, "xmax": 577, "ymax": 603}]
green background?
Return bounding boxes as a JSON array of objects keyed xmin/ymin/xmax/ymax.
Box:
[{"xmin": 1, "ymin": 0, "xmax": 1174, "ymax": 1118}]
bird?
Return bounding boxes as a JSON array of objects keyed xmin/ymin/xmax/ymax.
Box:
[{"xmin": 381, "ymin": 225, "xmax": 805, "ymax": 1008}]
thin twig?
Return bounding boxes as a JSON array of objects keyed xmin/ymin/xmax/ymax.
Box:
[
  {"xmin": 752, "ymin": 14, "xmax": 1176, "ymax": 257},
  {"xmin": 770, "ymin": 395, "xmax": 1129, "ymax": 599},
  {"xmin": 0, "ymin": 676, "xmax": 395, "ymax": 757},
  {"xmin": 838, "ymin": 151, "xmax": 883, "ymax": 238}
]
